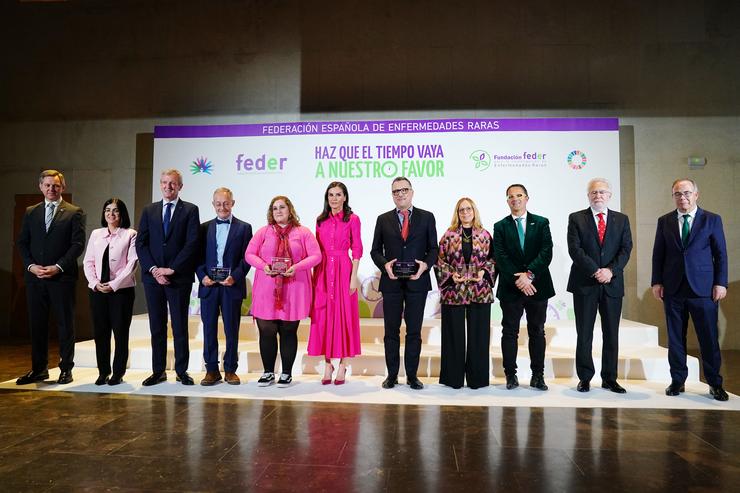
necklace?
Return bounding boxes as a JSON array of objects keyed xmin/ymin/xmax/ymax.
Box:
[{"xmin": 462, "ymin": 227, "xmax": 472, "ymax": 243}]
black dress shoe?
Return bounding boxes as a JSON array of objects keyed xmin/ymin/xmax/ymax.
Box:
[
  {"xmin": 709, "ymin": 386, "xmax": 729, "ymax": 402},
  {"xmin": 95, "ymin": 374, "xmax": 110, "ymax": 386},
  {"xmin": 16, "ymin": 369, "xmax": 49, "ymax": 385},
  {"xmin": 577, "ymin": 380, "xmax": 590, "ymax": 392},
  {"xmin": 57, "ymin": 370, "xmax": 73, "ymax": 385},
  {"xmin": 665, "ymin": 382, "xmax": 685, "ymax": 396},
  {"xmin": 530, "ymin": 374, "xmax": 548, "ymax": 391},
  {"xmin": 108, "ymin": 374, "xmax": 124, "ymax": 386},
  {"xmin": 142, "ymin": 372, "xmax": 167, "ymax": 386},
  {"xmin": 601, "ymin": 380, "xmax": 626, "ymax": 394},
  {"xmin": 505, "ymin": 375, "xmax": 519, "ymax": 390},
  {"xmin": 382, "ymin": 376, "xmax": 398, "ymax": 389},
  {"xmin": 407, "ymin": 377, "xmax": 424, "ymax": 390},
  {"xmin": 176, "ymin": 373, "xmax": 195, "ymax": 385}
]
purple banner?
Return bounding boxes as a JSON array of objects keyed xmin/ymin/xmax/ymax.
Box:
[{"xmin": 154, "ymin": 118, "xmax": 619, "ymax": 139}]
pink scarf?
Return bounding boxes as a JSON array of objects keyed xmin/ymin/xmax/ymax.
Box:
[{"xmin": 272, "ymin": 224, "xmax": 294, "ymax": 310}]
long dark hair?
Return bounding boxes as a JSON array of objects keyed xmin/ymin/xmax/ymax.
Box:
[
  {"xmin": 317, "ymin": 181, "xmax": 352, "ymax": 225},
  {"xmin": 100, "ymin": 198, "xmax": 131, "ymax": 229}
]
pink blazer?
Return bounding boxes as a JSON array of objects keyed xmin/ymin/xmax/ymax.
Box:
[{"xmin": 83, "ymin": 227, "xmax": 139, "ymax": 291}]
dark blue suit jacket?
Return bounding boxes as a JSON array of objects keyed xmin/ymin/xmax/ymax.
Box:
[
  {"xmin": 195, "ymin": 217, "xmax": 253, "ymax": 300},
  {"xmin": 370, "ymin": 207, "xmax": 438, "ymax": 293},
  {"xmin": 135, "ymin": 199, "xmax": 200, "ymax": 287},
  {"xmin": 651, "ymin": 208, "xmax": 728, "ymax": 297},
  {"xmin": 566, "ymin": 208, "xmax": 632, "ymax": 298}
]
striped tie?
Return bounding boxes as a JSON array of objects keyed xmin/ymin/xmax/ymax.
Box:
[{"xmin": 45, "ymin": 203, "xmax": 55, "ymax": 232}]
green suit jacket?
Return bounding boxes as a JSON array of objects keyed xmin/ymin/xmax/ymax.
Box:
[{"xmin": 493, "ymin": 212, "xmax": 555, "ymax": 302}]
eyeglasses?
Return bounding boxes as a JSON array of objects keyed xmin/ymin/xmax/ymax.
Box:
[
  {"xmin": 589, "ymin": 190, "xmax": 611, "ymax": 197},
  {"xmin": 458, "ymin": 207, "xmax": 473, "ymax": 213},
  {"xmin": 392, "ymin": 188, "xmax": 411, "ymax": 197},
  {"xmin": 673, "ymin": 191, "xmax": 694, "ymax": 199}
]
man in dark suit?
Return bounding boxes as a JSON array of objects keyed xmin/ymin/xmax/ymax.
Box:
[
  {"xmin": 371, "ymin": 177, "xmax": 438, "ymax": 390},
  {"xmin": 651, "ymin": 179, "xmax": 728, "ymax": 401},
  {"xmin": 135, "ymin": 168, "xmax": 200, "ymax": 386},
  {"xmin": 567, "ymin": 178, "xmax": 632, "ymax": 394},
  {"xmin": 493, "ymin": 184, "xmax": 555, "ymax": 391},
  {"xmin": 196, "ymin": 187, "xmax": 252, "ymax": 386},
  {"xmin": 16, "ymin": 169, "xmax": 85, "ymax": 385}
]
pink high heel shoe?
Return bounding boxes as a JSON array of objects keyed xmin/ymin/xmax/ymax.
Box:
[
  {"xmin": 321, "ymin": 362, "xmax": 334, "ymax": 385},
  {"xmin": 334, "ymin": 363, "xmax": 347, "ymax": 385}
]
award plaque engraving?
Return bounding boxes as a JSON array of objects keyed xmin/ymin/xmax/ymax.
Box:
[
  {"xmin": 209, "ymin": 267, "xmax": 231, "ymax": 282},
  {"xmin": 393, "ymin": 261, "xmax": 418, "ymax": 278},
  {"xmin": 271, "ymin": 257, "xmax": 292, "ymax": 275}
]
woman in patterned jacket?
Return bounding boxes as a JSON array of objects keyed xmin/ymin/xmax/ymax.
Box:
[{"xmin": 434, "ymin": 197, "xmax": 496, "ymax": 389}]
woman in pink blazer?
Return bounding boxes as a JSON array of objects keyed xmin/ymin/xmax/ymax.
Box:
[
  {"xmin": 83, "ymin": 198, "xmax": 138, "ymax": 386},
  {"xmin": 245, "ymin": 196, "xmax": 321, "ymax": 387}
]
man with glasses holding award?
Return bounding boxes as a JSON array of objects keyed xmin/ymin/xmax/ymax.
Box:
[
  {"xmin": 196, "ymin": 188, "xmax": 253, "ymax": 385},
  {"xmin": 371, "ymin": 177, "xmax": 438, "ymax": 390}
]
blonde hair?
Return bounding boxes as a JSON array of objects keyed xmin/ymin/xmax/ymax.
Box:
[
  {"xmin": 267, "ymin": 195, "xmax": 301, "ymax": 226},
  {"xmin": 449, "ymin": 197, "xmax": 482, "ymax": 230}
]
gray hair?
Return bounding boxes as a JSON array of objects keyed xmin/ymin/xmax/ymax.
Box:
[
  {"xmin": 671, "ymin": 178, "xmax": 698, "ymax": 192},
  {"xmin": 587, "ymin": 177, "xmax": 612, "ymax": 192},
  {"xmin": 160, "ymin": 168, "xmax": 183, "ymax": 185}
]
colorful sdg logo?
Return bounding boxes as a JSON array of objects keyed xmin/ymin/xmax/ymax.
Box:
[
  {"xmin": 190, "ymin": 156, "xmax": 214, "ymax": 175},
  {"xmin": 470, "ymin": 150, "xmax": 491, "ymax": 171},
  {"xmin": 567, "ymin": 150, "xmax": 587, "ymax": 170}
]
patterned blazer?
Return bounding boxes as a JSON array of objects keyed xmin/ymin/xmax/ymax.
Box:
[{"xmin": 435, "ymin": 227, "xmax": 495, "ymax": 305}]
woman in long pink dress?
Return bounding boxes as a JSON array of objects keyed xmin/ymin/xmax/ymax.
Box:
[
  {"xmin": 308, "ymin": 182, "xmax": 363, "ymax": 385},
  {"xmin": 245, "ymin": 196, "xmax": 321, "ymax": 388}
]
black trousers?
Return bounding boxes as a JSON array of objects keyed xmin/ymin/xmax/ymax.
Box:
[
  {"xmin": 26, "ymin": 279, "xmax": 76, "ymax": 372},
  {"xmin": 439, "ymin": 303, "xmax": 491, "ymax": 389},
  {"xmin": 382, "ymin": 289, "xmax": 427, "ymax": 379},
  {"xmin": 89, "ymin": 287, "xmax": 135, "ymax": 376},
  {"xmin": 500, "ymin": 297, "xmax": 547, "ymax": 377},
  {"xmin": 573, "ymin": 287, "xmax": 622, "ymax": 382},
  {"xmin": 256, "ymin": 319, "xmax": 299, "ymax": 375}
]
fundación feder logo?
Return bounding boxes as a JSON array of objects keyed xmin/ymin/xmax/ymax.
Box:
[
  {"xmin": 567, "ymin": 150, "xmax": 587, "ymax": 170},
  {"xmin": 191, "ymin": 156, "xmax": 214, "ymax": 175},
  {"xmin": 470, "ymin": 150, "xmax": 491, "ymax": 171}
]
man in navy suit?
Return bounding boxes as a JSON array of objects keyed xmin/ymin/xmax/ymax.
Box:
[
  {"xmin": 16, "ymin": 169, "xmax": 85, "ymax": 385},
  {"xmin": 135, "ymin": 168, "xmax": 200, "ymax": 386},
  {"xmin": 371, "ymin": 177, "xmax": 438, "ymax": 390},
  {"xmin": 651, "ymin": 179, "xmax": 728, "ymax": 401},
  {"xmin": 567, "ymin": 178, "xmax": 632, "ymax": 394},
  {"xmin": 196, "ymin": 188, "xmax": 252, "ymax": 386}
]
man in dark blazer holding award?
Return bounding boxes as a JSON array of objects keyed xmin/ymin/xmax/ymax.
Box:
[
  {"xmin": 16, "ymin": 169, "xmax": 85, "ymax": 385},
  {"xmin": 371, "ymin": 177, "xmax": 438, "ymax": 390},
  {"xmin": 196, "ymin": 187, "xmax": 252, "ymax": 386},
  {"xmin": 651, "ymin": 179, "xmax": 728, "ymax": 401},
  {"xmin": 494, "ymin": 184, "xmax": 555, "ymax": 391},
  {"xmin": 567, "ymin": 178, "xmax": 632, "ymax": 394},
  {"xmin": 136, "ymin": 168, "xmax": 200, "ymax": 386}
]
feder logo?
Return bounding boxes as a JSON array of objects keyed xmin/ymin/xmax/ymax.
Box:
[{"xmin": 191, "ymin": 156, "xmax": 213, "ymax": 175}]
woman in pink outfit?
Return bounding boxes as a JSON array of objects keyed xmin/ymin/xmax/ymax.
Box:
[
  {"xmin": 245, "ymin": 196, "xmax": 321, "ymax": 388},
  {"xmin": 308, "ymin": 182, "xmax": 363, "ymax": 385}
]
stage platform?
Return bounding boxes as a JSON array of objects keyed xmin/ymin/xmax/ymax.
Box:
[{"xmin": 72, "ymin": 315, "xmax": 700, "ymax": 383}]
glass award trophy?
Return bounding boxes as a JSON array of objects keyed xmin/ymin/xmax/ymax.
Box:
[
  {"xmin": 209, "ymin": 267, "xmax": 231, "ymax": 282},
  {"xmin": 393, "ymin": 261, "xmax": 418, "ymax": 278},
  {"xmin": 271, "ymin": 257, "xmax": 292, "ymax": 275}
]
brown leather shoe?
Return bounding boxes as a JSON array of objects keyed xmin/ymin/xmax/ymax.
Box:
[
  {"xmin": 200, "ymin": 371, "xmax": 223, "ymax": 386},
  {"xmin": 224, "ymin": 372, "xmax": 241, "ymax": 385}
]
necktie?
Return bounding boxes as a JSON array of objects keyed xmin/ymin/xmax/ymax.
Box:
[
  {"xmin": 597, "ymin": 213, "xmax": 606, "ymax": 245},
  {"xmin": 215, "ymin": 218, "xmax": 231, "ymax": 225},
  {"xmin": 401, "ymin": 210, "xmax": 409, "ymax": 241},
  {"xmin": 681, "ymin": 214, "xmax": 690, "ymax": 247},
  {"xmin": 163, "ymin": 202, "xmax": 173, "ymax": 236},
  {"xmin": 515, "ymin": 217, "xmax": 525, "ymax": 251},
  {"xmin": 45, "ymin": 203, "xmax": 55, "ymax": 232}
]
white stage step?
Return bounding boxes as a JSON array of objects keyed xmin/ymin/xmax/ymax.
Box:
[{"xmin": 74, "ymin": 315, "xmax": 699, "ymax": 383}]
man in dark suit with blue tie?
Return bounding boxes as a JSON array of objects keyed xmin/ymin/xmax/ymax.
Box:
[
  {"xmin": 196, "ymin": 188, "xmax": 252, "ymax": 386},
  {"xmin": 651, "ymin": 179, "xmax": 728, "ymax": 401},
  {"xmin": 494, "ymin": 184, "xmax": 555, "ymax": 391},
  {"xmin": 16, "ymin": 169, "xmax": 86, "ymax": 385},
  {"xmin": 567, "ymin": 178, "xmax": 632, "ymax": 394},
  {"xmin": 135, "ymin": 168, "xmax": 200, "ymax": 386},
  {"xmin": 371, "ymin": 177, "xmax": 438, "ymax": 390}
]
